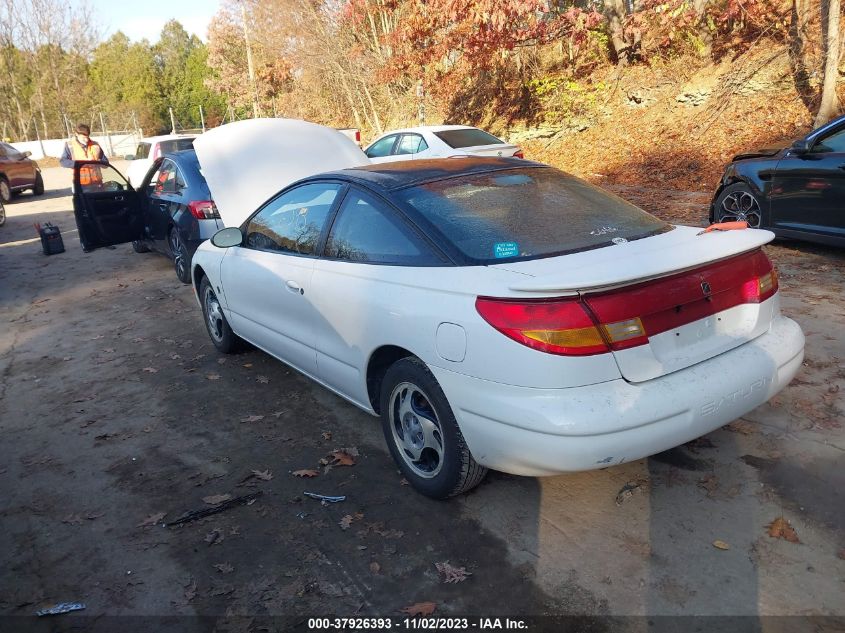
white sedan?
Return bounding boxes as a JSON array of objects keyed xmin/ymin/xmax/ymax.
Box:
[
  {"xmin": 364, "ymin": 125, "xmax": 523, "ymax": 164},
  {"xmin": 182, "ymin": 119, "xmax": 803, "ymax": 499}
]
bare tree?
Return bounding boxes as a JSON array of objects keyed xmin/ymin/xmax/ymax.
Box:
[{"xmin": 815, "ymin": 0, "xmax": 841, "ymax": 126}]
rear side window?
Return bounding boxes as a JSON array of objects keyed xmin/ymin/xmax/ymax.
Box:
[
  {"xmin": 159, "ymin": 138, "xmax": 195, "ymax": 154},
  {"xmin": 246, "ymin": 182, "xmax": 342, "ymax": 255},
  {"xmin": 325, "ymin": 189, "xmax": 440, "ymax": 265},
  {"xmin": 396, "ymin": 167, "xmax": 671, "ymax": 264},
  {"xmin": 135, "ymin": 143, "xmax": 150, "ymax": 159},
  {"xmin": 434, "ymin": 128, "xmax": 503, "ymax": 149},
  {"xmin": 812, "ymin": 126, "xmax": 845, "ymax": 153},
  {"xmin": 396, "ymin": 134, "xmax": 428, "ymax": 155}
]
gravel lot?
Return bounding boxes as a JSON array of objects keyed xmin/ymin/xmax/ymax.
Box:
[{"xmin": 1, "ymin": 166, "xmax": 843, "ymax": 626}]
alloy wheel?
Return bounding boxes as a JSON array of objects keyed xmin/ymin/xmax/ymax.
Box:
[
  {"xmin": 170, "ymin": 230, "xmax": 186, "ymax": 280},
  {"xmin": 0, "ymin": 180, "xmax": 10, "ymax": 204},
  {"xmin": 203, "ymin": 286, "xmax": 225, "ymax": 343},
  {"xmin": 388, "ymin": 382, "xmax": 445, "ymax": 479},
  {"xmin": 719, "ymin": 191, "xmax": 761, "ymax": 228}
]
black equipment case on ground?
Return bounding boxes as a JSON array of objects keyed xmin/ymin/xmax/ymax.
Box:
[{"xmin": 35, "ymin": 222, "xmax": 65, "ymax": 255}]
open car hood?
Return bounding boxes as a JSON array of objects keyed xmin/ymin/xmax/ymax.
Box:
[{"xmin": 193, "ymin": 118, "xmax": 370, "ymax": 228}]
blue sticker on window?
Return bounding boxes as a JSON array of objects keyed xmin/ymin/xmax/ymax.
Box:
[{"xmin": 493, "ymin": 242, "xmax": 519, "ymax": 258}]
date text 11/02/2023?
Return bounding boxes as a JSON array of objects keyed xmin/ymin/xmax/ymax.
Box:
[{"xmin": 308, "ymin": 617, "xmax": 529, "ymax": 630}]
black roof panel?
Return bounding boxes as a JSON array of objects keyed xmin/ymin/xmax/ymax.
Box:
[{"xmin": 319, "ymin": 156, "xmax": 548, "ymax": 191}]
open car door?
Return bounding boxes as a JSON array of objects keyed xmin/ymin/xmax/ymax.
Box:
[{"xmin": 72, "ymin": 161, "xmax": 143, "ymax": 250}]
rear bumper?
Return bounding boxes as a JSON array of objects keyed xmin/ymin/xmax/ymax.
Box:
[{"xmin": 429, "ymin": 314, "xmax": 804, "ymax": 476}]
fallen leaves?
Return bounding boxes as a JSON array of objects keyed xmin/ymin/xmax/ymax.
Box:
[
  {"xmin": 205, "ymin": 528, "xmax": 224, "ymax": 546},
  {"xmin": 214, "ymin": 563, "xmax": 234, "ymax": 574},
  {"xmin": 726, "ymin": 420, "xmax": 757, "ymax": 435},
  {"xmin": 321, "ymin": 448, "xmax": 358, "ymax": 467},
  {"xmin": 241, "ymin": 414, "xmax": 264, "ymax": 423},
  {"xmin": 256, "ymin": 375, "xmax": 269, "ymax": 384},
  {"xmin": 251, "ymin": 469, "xmax": 273, "ymax": 481},
  {"xmin": 615, "ymin": 478, "xmax": 649, "ymax": 505},
  {"xmin": 292, "ymin": 469, "xmax": 320, "ymax": 478},
  {"xmin": 401, "ymin": 602, "xmax": 436, "ymax": 617},
  {"xmin": 369, "ymin": 561, "xmax": 381, "ymax": 574},
  {"xmin": 203, "ymin": 494, "xmax": 232, "ymax": 506},
  {"xmin": 138, "ymin": 512, "xmax": 166, "ymax": 527},
  {"xmin": 697, "ymin": 474, "xmax": 719, "ymax": 498},
  {"xmin": 206, "ymin": 373, "xmax": 221, "ymax": 381},
  {"xmin": 767, "ymin": 517, "xmax": 800, "ymax": 543},
  {"xmin": 62, "ymin": 514, "xmax": 84, "ymax": 525},
  {"xmin": 435, "ymin": 561, "xmax": 472, "ymax": 583},
  {"xmin": 712, "ymin": 540, "xmax": 730, "ymax": 550},
  {"xmin": 142, "ymin": 367, "xmax": 158, "ymax": 373},
  {"xmin": 339, "ymin": 512, "xmax": 364, "ymax": 530}
]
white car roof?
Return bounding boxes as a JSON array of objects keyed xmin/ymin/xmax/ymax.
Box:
[
  {"xmin": 377, "ymin": 125, "xmax": 476, "ymax": 136},
  {"xmin": 193, "ymin": 118, "xmax": 370, "ymax": 228},
  {"xmin": 139, "ymin": 133, "xmax": 197, "ymax": 144}
]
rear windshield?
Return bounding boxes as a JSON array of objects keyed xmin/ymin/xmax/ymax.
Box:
[
  {"xmin": 396, "ymin": 167, "xmax": 672, "ymax": 263},
  {"xmin": 160, "ymin": 138, "xmax": 195, "ymax": 153},
  {"xmin": 434, "ymin": 129, "xmax": 504, "ymax": 149},
  {"xmin": 135, "ymin": 143, "xmax": 150, "ymax": 159}
]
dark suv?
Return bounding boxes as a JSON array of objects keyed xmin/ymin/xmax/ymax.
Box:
[{"xmin": 0, "ymin": 142, "xmax": 44, "ymax": 203}]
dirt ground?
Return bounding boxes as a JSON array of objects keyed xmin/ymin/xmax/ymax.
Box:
[{"xmin": 0, "ymin": 166, "xmax": 843, "ymax": 629}]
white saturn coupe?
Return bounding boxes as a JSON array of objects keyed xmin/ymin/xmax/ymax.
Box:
[
  {"xmin": 363, "ymin": 125, "xmax": 524, "ymax": 164},
  {"xmin": 182, "ymin": 118, "xmax": 803, "ymax": 499}
]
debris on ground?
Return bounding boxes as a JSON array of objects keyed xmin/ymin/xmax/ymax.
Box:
[
  {"xmin": 137, "ymin": 512, "xmax": 166, "ymax": 528},
  {"xmin": 697, "ymin": 474, "xmax": 719, "ymax": 498},
  {"xmin": 292, "ymin": 469, "xmax": 320, "ymax": 478},
  {"xmin": 303, "ymin": 492, "xmax": 346, "ymax": 503},
  {"xmin": 435, "ymin": 561, "xmax": 472, "ymax": 583},
  {"xmin": 36, "ymin": 602, "xmax": 86, "ymax": 616},
  {"xmin": 767, "ymin": 517, "xmax": 800, "ymax": 543},
  {"xmin": 203, "ymin": 494, "xmax": 232, "ymax": 505},
  {"xmin": 205, "ymin": 528, "xmax": 224, "ymax": 546},
  {"xmin": 321, "ymin": 449, "xmax": 357, "ymax": 467},
  {"xmin": 214, "ymin": 563, "xmax": 234, "ymax": 574},
  {"xmin": 165, "ymin": 491, "xmax": 263, "ymax": 527},
  {"xmin": 712, "ymin": 540, "xmax": 730, "ymax": 550},
  {"xmin": 615, "ymin": 478, "xmax": 649, "ymax": 505},
  {"xmin": 339, "ymin": 513, "xmax": 364, "ymax": 530},
  {"xmin": 727, "ymin": 420, "xmax": 757, "ymax": 435},
  {"xmin": 401, "ymin": 602, "xmax": 436, "ymax": 616}
]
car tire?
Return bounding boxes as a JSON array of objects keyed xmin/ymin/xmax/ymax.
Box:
[
  {"xmin": 379, "ymin": 357, "xmax": 487, "ymax": 499},
  {"xmin": 169, "ymin": 228, "xmax": 192, "ymax": 285},
  {"xmin": 132, "ymin": 240, "xmax": 150, "ymax": 253},
  {"xmin": 0, "ymin": 177, "xmax": 10, "ymax": 204},
  {"xmin": 200, "ymin": 276, "xmax": 242, "ymax": 354},
  {"xmin": 32, "ymin": 172, "xmax": 44, "ymax": 196},
  {"xmin": 714, "ymin": 182, "xmax": 763, "ymax": 229},
  {"xmin": 0, "ymin": 200, "xmax": 5, "ymax": 227}
]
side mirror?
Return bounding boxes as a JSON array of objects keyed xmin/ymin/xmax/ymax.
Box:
[
  {"xmin": 211, "ymin": 227, "xmax": 243, "ymax": 248},
  {"xmin": 791, "ymin": 139, "xmax": 812, "ymax": 155},
  {"xmin": 21, "ymin": 150, "xmax": 32, "ymax": 158}
]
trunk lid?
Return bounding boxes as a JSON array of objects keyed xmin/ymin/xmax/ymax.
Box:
[
  {"xmin": 461, "ymin": 144, "xmax": 521, "ymax": 158},
  {"xmin": 492, "ymin": 226, "xmax": 778, "ymax": 382}
]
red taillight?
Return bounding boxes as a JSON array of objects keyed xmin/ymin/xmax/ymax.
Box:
[
  {"xmin": 476, "ymin": 250, "xmax": 778, "ymax": 357},
  {"xmin": 475, "ymin": 297, "xmax": 610, "ymax": 356},
  {"xmin": 188, "ymin": 200, "xmax": 219, "ymax": 219},
  {"xmin": 354, "ymin": 130, "xmax": 361, "ymax": 143},
  {"xmin": 513, "ymin": 149, "xmax": 525, "ymax": 159}
]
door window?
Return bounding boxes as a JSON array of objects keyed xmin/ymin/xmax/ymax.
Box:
[
  {"xmin": 396, "ymin": 134, "xmax": 428, "ymax": 155},
  {"xmin": 812, "ymin": 126, "xmax": 845, "ymax": 153},
  {"xmin": 148, "ymin": 159, "xmax": 178, "ymax": 196},
  {"xmin": 78, "ymin": 164, "xmax": 129, "ymax": 194},
  {"xmin": 135, "ymin": 143, "xmax": 151, "ymax": 159},
  {"xmin": 1, "ymin": 143, "xmax": 21, "ymax": 159},
  {"xmin": 365, "ymin": 135, "xmax": 398, "ymax": 158},
  {"xmin": 245, "ymin": 182, "xmax": 342, "ymax": 255},
  {"xmin": 325, "ymin": 189, "xmax": 440, "ymax": 265}
]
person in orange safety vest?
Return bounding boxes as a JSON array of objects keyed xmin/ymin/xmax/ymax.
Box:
[
  {"xmin": 60, "ymin": 123, "xmax": 109, "ymax": 187},
  {"xmin": 61, "ymin": 123, "xmax": 110, "ymax": 252}
]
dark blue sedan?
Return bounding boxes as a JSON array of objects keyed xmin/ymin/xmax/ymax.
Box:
[{"xmin": 71, "ymin": 149, "xmax": 223, "ymax": 283}]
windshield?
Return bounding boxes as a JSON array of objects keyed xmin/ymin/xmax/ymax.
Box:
[
  {"xmin": 396, "ymin": 167, "xmax": 672, "ymax": 264},
  {"xmin": 434, "ymin": 128, "xmax": 504, "ymax": 149}
]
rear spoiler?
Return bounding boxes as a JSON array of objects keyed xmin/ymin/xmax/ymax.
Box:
[{"xmin": 505, "ymin": 226, "xmax": 774, "ymax": 294}]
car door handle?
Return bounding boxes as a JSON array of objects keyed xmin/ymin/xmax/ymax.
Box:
[
  {"xmin": 285, "ymin": 280, "xmax": 304, "ymax": 295},
  {"xmin": 115, "ymin": 195, "xmax": 124, "ymax": 202}
]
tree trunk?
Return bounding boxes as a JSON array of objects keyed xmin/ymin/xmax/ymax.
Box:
[
  {"xmin": 815, "ymin": 0, "xmax": 841, "ymax": 126},
  {"xmin": 692, "ymin": 0, "xmax": 712, "ymax": 58},
  {"xmin": 603, "ymin": 0, "xmax": 629, "ymax": 65}
]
